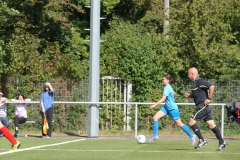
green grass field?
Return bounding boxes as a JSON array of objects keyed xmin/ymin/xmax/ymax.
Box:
[{"xmin": 0, "ymin": 136, "xmax": 239, "ymax": 160}]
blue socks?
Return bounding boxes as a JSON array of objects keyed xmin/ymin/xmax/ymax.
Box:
[
  {"xmin": 181, "ymin": 124, "xmax": 193, "ymax": 138},
  {"xmin": 153, "ymin": 121, "xmax": 159, "ymax": 137},
  {"xmin": 153, "ymin": 122, "xmax": 193, "ymax": 139}
]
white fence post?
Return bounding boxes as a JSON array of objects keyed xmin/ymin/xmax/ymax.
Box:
[
  {"xmin": 221, "ymin": 104, "xmax": 225, "ymax": 138},
  {"xmin": 134, "ymin": 103, "xmax": 138, "ymax": 138}
]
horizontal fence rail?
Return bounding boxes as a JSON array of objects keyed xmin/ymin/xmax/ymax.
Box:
[{"xmin": 6, "ymin": 101, "xmax": 226, "ymax": 138}]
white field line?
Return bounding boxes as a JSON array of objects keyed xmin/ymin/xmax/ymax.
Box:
[
  {"xmin": 0, "ymin": 139, "xmax": 86, "ymax": 156},
  {"xmin": 14, "ymin": 148, "xmax": 240, "ymax": 155}
]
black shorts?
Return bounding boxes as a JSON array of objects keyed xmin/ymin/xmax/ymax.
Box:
[{"xmin": 191, "ymin": 104, "xmax": 213, "ymax": 121}]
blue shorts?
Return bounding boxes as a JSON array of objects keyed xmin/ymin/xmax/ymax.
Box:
[
  {"xmin": 160, "ymin": 107, "xmax": 180, "ymax": 120},
  {"xmin": 0, "ymin": 117, "xmax": 9, "ymax": 127}
]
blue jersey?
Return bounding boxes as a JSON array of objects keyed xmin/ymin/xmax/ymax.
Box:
[
  {"xmin": 163, "ymin": 84, "xmax": 178, "ymax": 110},
  {"xmin": 40, "ymin": 91, "xmax": 54, "ymax": 110}
]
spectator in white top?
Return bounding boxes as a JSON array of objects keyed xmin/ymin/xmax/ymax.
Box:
[
  {"xmin": 13, "ymin": 93, "xmax": 30, "ymax": 138},
  {"xmin": 0, "ymin": 91, "xmax": 9, "ymax": 136}
]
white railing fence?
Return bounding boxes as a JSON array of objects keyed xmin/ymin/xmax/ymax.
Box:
[{"xmin": 6, "ymin": 101, "xmax": 226, "ymax": 138}]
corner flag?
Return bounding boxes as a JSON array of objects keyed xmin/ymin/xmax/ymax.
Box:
[{"xmin": 43, "ymin": 115, "xmax": 49, "ymax": 134}]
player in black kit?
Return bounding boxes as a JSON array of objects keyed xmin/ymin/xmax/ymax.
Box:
[{"xmin": 185, "ymin": 67, "xmax": 227, "ymax": 151}]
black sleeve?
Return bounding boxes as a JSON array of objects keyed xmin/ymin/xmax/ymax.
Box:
[{"xmin": 198, "ymin": 79, "xmax": 212, "ymax": 89}]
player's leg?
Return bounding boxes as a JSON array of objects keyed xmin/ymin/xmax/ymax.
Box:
[
  {"xmin": 0, "ymin": 121, "xmax": 21, "ymax": 151},
  {"xmin": 189, "ymin": 105, "xmax": 209, "ymax": 149},
  {"xmin": 171, "ymin": 109, "xmax": 196, "ymax": 146},
  {"xmin": 149, "ymin": 107, "xmax": 166, "ymax": 142},
  {"xmin": 206, "ymin": 115, "xmax": 228, "ymax": 151},
  {"xmin": 0, "ymin": 117, "xmax": 10, "ymax": 136},
  {"xmin": 189, "ymin": 106, "xmax": 206, "ymax": 140},
  {"xmin": 189, "ymin": 119, "xmax": 207, "ymax": 149},
  {"xmin": 189, "ymin": 118, "xmax": 204, "ymax": 139},
  {"xmin": 1, "ymin": 117, "xmax": 10, "ymax": 127}
]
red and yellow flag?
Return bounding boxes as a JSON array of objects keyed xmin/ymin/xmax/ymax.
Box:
[{"xmin": 43, "ymin": 116, "xmax": 49, "ymax": 134}]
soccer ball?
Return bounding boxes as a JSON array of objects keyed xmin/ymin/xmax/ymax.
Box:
[{"xmin": 137, "ymin": 135, "xmax": 146, "ymax": 144}]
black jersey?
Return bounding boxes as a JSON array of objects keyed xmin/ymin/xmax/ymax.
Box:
[{"xmin": 191, "ymin": 77, "xmax": 212, "ymax": 106}]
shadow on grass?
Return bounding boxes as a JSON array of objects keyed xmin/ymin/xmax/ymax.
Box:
[
  {"xmin": 23, "ymin": 135, "xmax": 42, "ymax": 138},
  {"xmin": 174, "ymin": 148, "xmax": 191, "ymax": 150},
  {"xmin": 63, "ymin": 131, "xmax": 88, "ymax": 138}
]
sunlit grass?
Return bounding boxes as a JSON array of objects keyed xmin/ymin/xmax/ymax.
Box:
[{"xmin": 0, "ymin": 136, "xmax": 239, "ymax": 160}]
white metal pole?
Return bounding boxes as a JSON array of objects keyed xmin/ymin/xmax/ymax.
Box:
[
  {"xmin": 135, "ymin": 103, "xmax": 138, "ymax": 138},
  {"xmin": 88, "ymin": 0, "xmax": 100, "ymax": 138},
  {"xmin": 221, "ymin": 104, "xmax": 224, "ymax": 138}
]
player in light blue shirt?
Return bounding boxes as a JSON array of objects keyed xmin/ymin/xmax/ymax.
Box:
[
  {"xmin": 149, "ymin": 74, "xmax": 196, "ymax": 146},
  {"xmin": 163, "ymin": 84, "xmax": 178, "ymax": 111}
]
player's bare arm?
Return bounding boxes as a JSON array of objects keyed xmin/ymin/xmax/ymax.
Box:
[{"xmin": 150, "ymin": 95, "xmax": 166, "ymax": 109}]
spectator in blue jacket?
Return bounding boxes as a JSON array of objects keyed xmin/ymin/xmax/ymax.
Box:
[{"xmin": 40, "ymin": 82, "xmax": 54, "ymax": 138}]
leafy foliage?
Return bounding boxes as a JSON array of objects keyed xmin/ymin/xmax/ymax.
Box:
[
  {"xmin": 0, "ymin": 0, "xmax": 240, "ymax": 133},
  {"xmin": 1, "ymin": 0, "xmax": 89, "ymax": 81},
  {"xmin": 169, "ymin": 0, "xmax": 240, "ymax": 80}
]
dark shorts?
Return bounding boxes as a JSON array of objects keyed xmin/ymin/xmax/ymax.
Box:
[{"xmin": 191, "ymin": 103, "xmax": 213, "ymax": 121}]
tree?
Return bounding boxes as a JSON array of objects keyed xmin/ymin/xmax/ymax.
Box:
[
  {"xmin": 1, "ymin": 0, "xmax": 90, "ymax": 81},
  {"xmin": 169, "ymin": 0, "xmax": 240, "ymax": 80},
  {"xmin": 0, "ymin": 1, "xmax": 20, "ymax": 74}
]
